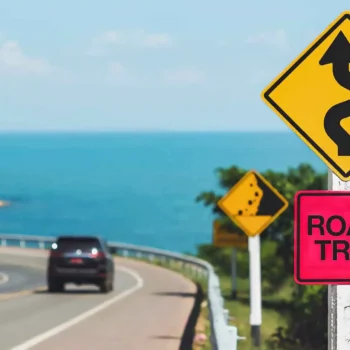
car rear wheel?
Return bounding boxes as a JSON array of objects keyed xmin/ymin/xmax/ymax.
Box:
[
  {"xmin": 99, "ymin": 280, "xmax": 108, "ymax": 293},
  {"xmin": 109, "ymin": 280, "xmax": 114, "ymax": 292},
  {"xmin": 99, "ymin": 278, "xmax": 113, "ymax": 293},
  {"xmin": 48, "ymin": 279, "xmax": 64, "ymax": 293}
]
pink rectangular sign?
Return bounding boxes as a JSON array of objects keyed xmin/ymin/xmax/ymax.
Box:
[{"xmin": 295, "ymin": 190, "xmax": 350, "ymax": 284}]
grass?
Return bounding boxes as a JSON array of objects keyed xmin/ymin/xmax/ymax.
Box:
[
  {"xmin": 122, "ymin": 256, "xmax": 292, "ymax": 350},
  {"xmin": 220, "ymin": 276, "xmax": 293, "ymax": 350}
]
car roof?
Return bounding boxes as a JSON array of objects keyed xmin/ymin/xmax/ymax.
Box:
[{"xmin": 55, "ymin": 235, "xmax": 103, "ymax": 241}]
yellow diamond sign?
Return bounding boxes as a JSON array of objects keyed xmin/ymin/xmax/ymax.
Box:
[
  {"xmin": 262, "ymin": 11, "xmax": 350, "ymax": 181},
  {"xmin": 217, "ymin": 171, "xmax": 288, "ymax": 237}
]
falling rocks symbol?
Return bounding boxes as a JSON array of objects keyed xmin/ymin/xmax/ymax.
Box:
[{"xmin": 320, "ymin": 31, "xmax": 350, "ymax": 156}]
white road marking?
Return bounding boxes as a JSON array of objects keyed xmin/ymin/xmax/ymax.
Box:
[
  {"xmin": 0, "ymin": 272, "xmax": 9, "ymax": 285},
  {"xmin": 10, "ymin": 265, "xmax": 144, "ymax": 350}
]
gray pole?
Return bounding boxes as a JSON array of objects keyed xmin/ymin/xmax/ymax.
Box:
[{"xmin": 328, "ymin": 169, "xmax": 350, "ymax": 350}]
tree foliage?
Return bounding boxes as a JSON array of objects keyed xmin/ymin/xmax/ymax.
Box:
[{"xmin": 196, "ymin": 163, "xmax": 328, "ymax": 349}]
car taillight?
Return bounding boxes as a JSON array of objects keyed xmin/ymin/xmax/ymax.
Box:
[
  {"xmin": 90, "ymin": 251, "xmax": 105, "ymax": 258},
  {"xmin": 90, "ymin": 248, "xmax": 104, "ymax": 258}
]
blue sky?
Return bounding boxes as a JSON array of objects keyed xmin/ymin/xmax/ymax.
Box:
[{"xmin": 0, "ymin": 1, "xmax": 348, "ymax": 131}]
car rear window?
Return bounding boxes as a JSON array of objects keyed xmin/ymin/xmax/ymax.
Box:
[{"xmin": 55, "ymin": 238, "xmax": 102, "ymax": 253}]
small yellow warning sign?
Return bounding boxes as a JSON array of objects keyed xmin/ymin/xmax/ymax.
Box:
[
  {"xmin": 212, "ymin": 220, "xmax": 248, "ymax": 248},
  {"xmin": 217, "ymin": 170, "xmax": 288, "ymax": 237}
]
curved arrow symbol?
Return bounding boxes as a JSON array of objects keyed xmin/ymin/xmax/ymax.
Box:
[
  {"xmin": 320, "ymin": 30, "xmax": 350, "ymax": 156},
  {"xmin": 320, "ymin": 31, "xmax": 350, "ymax": 90},
  {"xmin": 324, "ymin": 101, "xmax": 350, "ymax": 156}
]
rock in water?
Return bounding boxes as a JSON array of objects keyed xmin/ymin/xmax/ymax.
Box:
[{"xmin": 0, "ymin": 200, "xmax": 10, "ymax": 207}]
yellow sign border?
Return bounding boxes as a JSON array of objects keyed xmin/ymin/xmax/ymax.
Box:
[
  {"xmin": 217, "ymin": 170, "xmax": 288, "ymax": 237},
  {"xmin": 261, "ymin": 11, "xmax": 350, "ymax": 181}
]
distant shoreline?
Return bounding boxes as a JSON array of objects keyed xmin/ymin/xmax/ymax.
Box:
[{"xmin": 0, "ymin": 130, "xmax": 292, "ymax": 135}]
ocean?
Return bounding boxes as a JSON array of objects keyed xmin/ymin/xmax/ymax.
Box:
[{"xmin": 0, "ymin": 132, "xmax": 326, "ymax": 253}]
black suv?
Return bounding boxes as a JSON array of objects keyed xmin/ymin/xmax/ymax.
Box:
[{"xmin": 47, "ymin": 235, "xmax": 114, "ymax": 293}]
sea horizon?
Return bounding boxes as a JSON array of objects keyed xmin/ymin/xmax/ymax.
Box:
[
  {"xmin": 0, "ymin": 130, "xmax": 292, "ymax": 134},
  {"xmin": 0, "ymin": 131, "xmax": 325, "ymax": 253}
]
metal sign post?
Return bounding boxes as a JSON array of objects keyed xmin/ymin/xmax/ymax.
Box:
[
  {"xmin": 231, "ymin": 248, "xmax": 237, "ymax": 299},
  {"xmin": 249, "ymin": 236, "xmax": 262, "ymax": 347},
  {"xmin": 328, "ymin": 169, "xmax": 350, "ymax": 350}
]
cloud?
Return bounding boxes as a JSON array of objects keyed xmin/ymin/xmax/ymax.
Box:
[
  {"xmin": 0, "ymin": 36, "xmax": 72, "ymax": 82},
  {"xmin": 141, "ymin": 33, "xmax": 171, "ymax": 48},
  {"xmin": 245, "ymin": 29, "xmax": 288, "ymax": 49},
  {"xmin": 108, "ymin": 61, "xmax": 127, "ymax": 76},
  {"xmin": 105, "ymin": 64, "xmax": 205, "ymax": 87},
  {"xmin": 163, "ymin": 68, "xmax": 206, "ymax": 85},
  {"xmin": 86, "ymin": 30, "xmax": 171, "ymax": 56},
  {"xmin": 98, "ymin": 30, "xmax": 123, "ymax": 44},
  {"xmin": 0, "ymin": 40, "xmax": 52, "ymax": 74},
  {"xmin": 106, "ymin": 61, "xmax": 141, "ymax": 86}
]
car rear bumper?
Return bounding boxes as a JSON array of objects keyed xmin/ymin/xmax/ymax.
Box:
[{"xmin": 47, "ymin": 267, "xmax": 111, "ymax": 283}]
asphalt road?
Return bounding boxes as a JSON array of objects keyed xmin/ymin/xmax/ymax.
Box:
[
  {"xmin": 0, "ymin": 255, "xmax": 45, "ymax": 295},
  {"xmin": 0, "ymin": 247, "xmax": 196, "ymax": 350}
]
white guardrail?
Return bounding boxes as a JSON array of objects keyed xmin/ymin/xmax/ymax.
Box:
[{"xmin": 0, "ymin": 233, "xmax": 244, "ymax": 349}]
